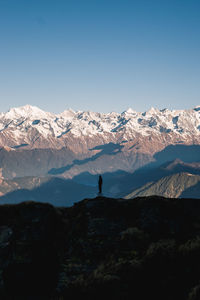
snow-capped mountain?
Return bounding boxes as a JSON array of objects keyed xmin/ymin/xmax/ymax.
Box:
[
  {"xmin": 0, "ymin": 104, "xmax": 200, "ymax": 180},
  {"xmin": 0, "ymin": 105, "xmax": 200, "ymax": 151}
]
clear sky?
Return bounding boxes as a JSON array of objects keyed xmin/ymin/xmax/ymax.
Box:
[{"xmin": 0, "ymin": 0, "xmax": 200, "ymax": 113}]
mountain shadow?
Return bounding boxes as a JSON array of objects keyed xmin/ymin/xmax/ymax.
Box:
[
  {"xmin": 152, "ymin": 144, "xmax": 200, "ymax": 167},
  {"xmin": 47, "ymin": 144, "xmax": 200, "ymax": 200},
  {"xmin": 108, "ymin": 145, "xmax": 200, "ymax": 197},
  {"xmin": 72, "ymin": 170, "xmax": 129, "ymax": 187},
  {"xmin": 1, "ymin": 144, "xmax": 200, "ymax": 205},
  {"xmin": 0, "ymin": 177, "xmax": 97, "ymax": 206},
  {"xmin": 0, "ymin": 147, "xmax": 75, "ymax": 179},
  {"xmin": 0, "ymin": 169, "xmax": 133, "ymax": 206},
  {"xmin": 48, "ymin": 143, "xmax": 124, "ymax": 175},
  {"xmin": 128, "ymin": 144, "xmax": 200, "ymax": 175},
  {"xmin": 180, "ymin": 181, "xmax": 200, "ymax": 198}
]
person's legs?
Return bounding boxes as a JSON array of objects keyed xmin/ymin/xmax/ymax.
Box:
[{"xmin": 99, "ymin": 183, "xmax": 102, "ymax": 194}]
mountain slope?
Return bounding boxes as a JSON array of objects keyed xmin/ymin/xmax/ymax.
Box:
[
  {"xmin": 125, "ymin": 172, "xmax": 200, "ymax": 199},
  {"xmin": 0, "ymin": 147, "xmax": 76, "ymax": 179},
  {"xmin": 100, "ymin": 157, "xmax": 200, "ymax": 198},
  {"xmin": 0, "ymin": 176, "xmax": 97, "ymax": 206}
]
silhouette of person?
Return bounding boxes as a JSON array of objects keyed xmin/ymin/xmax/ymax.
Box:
[{"xmin": 98, "ymin": 175, "xmax": 103, "ymax": 194}]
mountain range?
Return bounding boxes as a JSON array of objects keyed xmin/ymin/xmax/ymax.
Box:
[
  {"xmin": 0, "ymin": 105, "xmax": 200, "ymax": 204},
  {"xmin": 1, "ymin": 105, "xmax": 200, "ymax": 153}
]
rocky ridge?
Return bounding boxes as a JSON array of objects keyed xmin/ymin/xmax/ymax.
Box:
[{"xmin": 0, "ymin": 196, "xmax": 200, "ymax": 299}]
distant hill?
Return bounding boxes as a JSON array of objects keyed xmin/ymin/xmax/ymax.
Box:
[
  {"xmin": 1, "ymin": 158, "xmax": 200, "ymax": 205},
  {"xmin": 103, "ymin": 158, "xmax": 200, "ymax": 198},
  {"xmin": 125, "ymin": 172, "xmax": 200, "ymax": 199},
  {"xmin": 0, "ymin": 176, "xmax": 97, "ymax": 206}
]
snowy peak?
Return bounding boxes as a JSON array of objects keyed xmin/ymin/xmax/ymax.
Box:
[
  {"xmin": 146, "ymin": 107, "xmax": 160, "ymax": 115},
  {"xmin": 123, "ymin": 108, "xmax": 137, "ymax": 115},
  {"xmin": 59, "ymin": 109, "xmax": 76, "ymax": 119},
  {"xmin": 0, "ymin": 105, "xmax": 199, "ymax": 145},
  {"xmin": 5, "ymin": 105, "xmax": 53, "ymax": 119}
]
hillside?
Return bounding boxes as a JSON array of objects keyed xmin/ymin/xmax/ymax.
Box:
[
  {"xmin": 0, "ymin": 176, "xmax": 97, "ymax": 206},
  {"xmin": 1, "ymin": 196, "xmax": 200, "ymax": 299},
  {"xmin": 125, "ymin": 173, "xmax": 200, "ymax": 199},
  {"xmin": 104, "ymin": 158, "xmax": 200, "ymax": 198},
  {"xmin": 1, "ymin": 158, "xmax": 200, "ymax": 205}
]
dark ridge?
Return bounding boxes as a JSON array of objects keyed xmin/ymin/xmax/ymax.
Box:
[{"xmin": 0, "ymin": 196, "xmax": 200, "ymax": 299}]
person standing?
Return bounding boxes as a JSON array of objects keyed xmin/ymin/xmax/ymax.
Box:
[{"xmin": 98, "ymin": 175, "xmax": 103, "ymax": 194}]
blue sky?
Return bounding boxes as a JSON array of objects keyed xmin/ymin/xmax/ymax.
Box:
[{"xmin": 0, "ymin": 0, "xmax": 200, "ymax": 113}]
